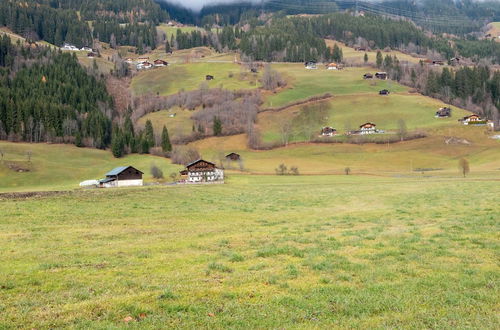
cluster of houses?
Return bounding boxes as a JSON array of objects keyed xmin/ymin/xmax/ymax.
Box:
[
  {"xmin": 304, "ymin": 61, "xmax": 344, "ymax": 70},
  {"xmin": 80, "ymin": 157, "xmax": 235, "ymax": 188},
  {"xmin": 363, "ymin": 72, "xmax": 388, "ymax": 80},
  {"xmin": 436, "ymin": 107, "xmax": 493, "ymax": 128},
  {"xmin": 61, "ymin": 43, "xmax": 93, "ymax": 52},
  {"xmin": 61, "ymin": 43, "xmax": 98, "ymax": 58},
  {"xmin": 125, "ymin": 57, "xmax": 169, "ymax": 70},
  {"xmin": 320, "ymin": 122, "xmax": 381, "ymax": 137}
]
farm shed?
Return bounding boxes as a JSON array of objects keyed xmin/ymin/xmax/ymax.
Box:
[
  {"xmin": 375, "ymin": 72, "xmax": 387, "ymax": 80},
  {"xmin": 226, "ymin": 153, "xmax": 241, "ymax": 161},
  {"xmin": 320, "ymin": 127, "xmax": 338, "ymax": 136},
  {"xmin": 99, "ymin": 166, "xmax": 143, "ymax": 188}
]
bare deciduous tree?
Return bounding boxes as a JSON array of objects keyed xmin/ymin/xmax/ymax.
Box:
[{"xmin": 459, "ymin": 158, "xmax": 470, "ymax": 178}]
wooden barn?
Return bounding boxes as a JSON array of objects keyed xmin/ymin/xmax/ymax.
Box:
[
  {"xmin": 363, "ymin": 73, "xmax": 373, "ymax": 79},
  {"xmin": 375, "ymin": 72, "xmax": 387, "ymax": 80},
  {"xmin": 154, "ymin": 59, "xmax": 168, "ymax": 67},
  {"xmin": 320, "ymin": 127, "xmax": 338, "ymax": 137},
  {"xmin": 305, "ymin": 61, "xmax": 317, "ymax": 69},
  {"xmin": 226, "ymin": 153, "xmax": 241, "ymax": 161},
  {"xmin": 181, "ymin": 160, "xmax": 224, "ymax": 183},
  {"xmin": 206, "ymin": 75, "xmax": 214, "ymax": 81},
  {"xmin": 99, "ymin": 166, "xmax": 143, "ymax": 188},
  {"xmin": 436, "ymin": 107, "xmax": 452, "ymax": 118},
  {"xmin": 379, "ymin": 89, "xmax": 390, "ymax": 95}
]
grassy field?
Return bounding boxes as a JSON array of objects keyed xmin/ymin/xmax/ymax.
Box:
[
  {"xmin": 486, "ymin": 22, "xmax": 500, "ymax": 41},
  {"xmin": 131, "ymin": 62, "xmax": 260, "ymax": 96},
  {"xmin": 190, "ymin": 125, "xmax": 500, "ymax": 175},
  {"xmin": 259, "ymin": 93, "xmax": 471, "ymax": 143},
  {"xmin": 265, "ymin": 65, "xmax": 407, "ymax": 108},
  {"xmin": 136, "ymin": 107, "xmax": 198, "ymax": 140},
  {"xmin": 1, "ymin": 175, "xmax": 499, "ymax": 328},
  {"xmin": 0, "ymin": 142, "xmax": 181, "ymax": 192},
  {"xmin": 157, "ymin": 24, "xmax": 203, "ymax": 40},
  {"xmin": 325, "ymin": 40, "xmax": 424, "ymax": 65}
]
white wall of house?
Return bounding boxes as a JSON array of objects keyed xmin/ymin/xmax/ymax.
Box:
[
  {"xmin": 102, "ymin": 179, "xmax": 143, "ymax": 188},
  {"xmin": 188, "ymin": 169, "xmax": 224, "ymax": 183}
]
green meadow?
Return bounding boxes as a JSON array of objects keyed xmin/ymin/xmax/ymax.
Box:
[
  {"xmin": 0, "ymin": 142, "xmax": 180, "ymax": 192},
  {"xmin": 131, "ymin": 62, "xmax": 260, "ymax": 96},
  {"xmin": 259, "ymin": 93, "xmax": 471, "ymax": 144},
  {"xmin": 265, "ymin": 65, "xmax": 407, "ymax": 108},
  {"xmin": 1, "ymin": 175, "xmax": 499, "ymax": 328}
]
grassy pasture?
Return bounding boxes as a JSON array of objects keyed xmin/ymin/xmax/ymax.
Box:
[
  {"xmin": 190, "ymin": 125, "xmax": 500, "ymax": 175},
  {"xmin": 157, "ymin": 25, "xmax": 203, "ymax": 40},
  {"xmin": 136, "ymin": 107, "xmax": 197, "ymax": 140},
  {"xmin": 265, "ymin": 65, "xmax": 407, "ymax": 107},
  {"xmin": 131, "ymin": 62, "xmax": 260, "ymax": 96},
  {"xmin": 259, "ymin": 93, "xmax": 471, "ymax": 143},
  {"xmin": 325, "ymin": 40, "xmax": 424, "ymax": 65},
  {"xmin": 0, "ymin": 142, "xmax": 181, "ymax": 192},
  {"xmin": 486, "ymin": 22, "xmax": 500, "ymax": 41},
  {"xmin": 0, "ymin": 175, "xmax": 498, "ymax": 328}
]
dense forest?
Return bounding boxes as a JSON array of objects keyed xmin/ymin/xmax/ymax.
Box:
[
  {"xmin": 171, "ymin": 13, "xmax": 500, "ymax": 64},
  {"xmin": 0, "ymin": 0, "xmax": 166, "ymax": 50},
  {"xmin": 158, "ymin": 0, "xmax": 500, "ymax": 35},
  {"xmin": 93, "ymin": 20, "xmax": 158, "ymax": 51},
  {"xmin": 0, "ymin": 1, "xmax": 93, "ymax": 47},
  {"xmin": 0, "ymin": 36, "xmax": 113, "ymax": 148}
]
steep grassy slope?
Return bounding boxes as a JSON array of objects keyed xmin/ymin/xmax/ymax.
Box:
[
  {"xmin": 0, "ymin": 142, "xmax": 181, "ymax": 192},
  {"xmin": 1, "ymin": 176, "xmax": 498, "ymax": 328},
  {"xmin": 259, "ymin": 93, "xmax": 471, "ymax": 143},
  {"xmin": 131, "ymin": 62, "xmax": 260, "ymax": 96},
  {"xmin": 264, "ymin": 65, "xmax": 407, "ymax": 108}
]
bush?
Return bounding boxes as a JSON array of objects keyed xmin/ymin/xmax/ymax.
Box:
[
  {"xmin": 171, "ymin": 146, "xmax": 200, "ymax": 165},
  {"xmin": 150, "ymin": 164, "xmax": 163, "ymax": 179}
]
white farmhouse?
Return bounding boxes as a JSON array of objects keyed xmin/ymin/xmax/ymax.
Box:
[{"xmin": 180, "ymin": 160, "xmax": 224, "ymax": 183}]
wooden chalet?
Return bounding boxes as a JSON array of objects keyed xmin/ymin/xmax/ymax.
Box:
[
  {"xmin": 305, "ymin": 61, "xmax": 317, "ymax": 69},
  {"xmin": 320, "ymin": 127, "xmax": 338, "ymax": 137},
  {"xmin": 433, "ymin": 60, "xmax": 444, "ymax": 66},
  {"xmin": 87, "ymin": 52, "xmax": 98, "ymax": 58},
  {"xmin": 363, "ymin": 73, "xmax": 373, "ymax": 79},
  {"xmin": 137, "ymin": 61, "xmax": 153, "ymax": 70},
  {"xmin": 450, "ymin": 57, "xmax": 461, "ymax": 66},
  {"xmin": 358, "ymin": 122, "xmax": 377, "ymax": 135},
  {"xmin": 459, "ymin": 114, "xmax": 486, "ymax": 125},
  {"xmin": 354, "ymin": 46, "xmax": 367, "ymax": 51},
  {"xmin": 154, "ymin": 59, "xmax": 168, "ymax": 67},
  {"xmin": 181, "ymin": 159, "xmax": 224, "ymax": 183},
  {"xmin": 225, "ymin": 153, "xmax": 241, "ymax": 161},
  {"xmin": 206, "ymin": 75, "xmax": 214, "ymax": 80},
  {"xmin": 375, "ymin": 72, "xmax": 387, "ymax": 80},
  {"xmin": 435, "ymin": 107, "xmax": 452, "ymax": 118},
  {"xmin": 99, "ymin": 166, "xmax": 143, "ymax": 188},
  {"xmin": 379, "ymin": 89, "xmax": 390, "ymax": 96},
  {"xmin": 250, "ymin": 68, "xmax": 258, "ymax": 73},
  {"xmin": 326, "ymin": 62, "xmax": 340, "ymax": 70}
]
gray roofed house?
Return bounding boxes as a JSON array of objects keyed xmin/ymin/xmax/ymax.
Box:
[{"xmin": 99, "ymin": 166, "xmax": 144, "ymax": 188}]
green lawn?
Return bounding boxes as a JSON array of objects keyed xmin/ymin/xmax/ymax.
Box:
[
  {"xmin": 136, "ymin": 107, "xmax": 197, "ymax": 141},
  {"xmin": 1, "ymin": 175, "xmax": 499, "ymax": 328},
  {"xmin": 0, "ymin": 142, "xmax": 181, "ymax": 192},
  {"xmin": 131, "ymin": 62, "xmax": 260, "ymax": 96},
  {"xmin": 157, "ymin": 25, "xmax": 203, "ymax": 40},
  {"xmin": 259, "ymin": 93, "xmax": 471, "ymax": 144},
  {"xmin": 265, "ymin": 65, "xmax": 407, "ymax": 108}
]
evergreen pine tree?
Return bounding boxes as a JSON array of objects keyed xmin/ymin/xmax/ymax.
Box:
[
  {"xmin": 161, "ymin": 125, "xmax": 172, "ymax": 152},
  {"xmin": 213, "ymin": 116, "xmax": 222, "ymax": 136},
  {"xmin": 376, "ymin": 50, "xmax": 383, "ymax": 68},
  {"xmin": 364, "ymin": 53, "xmax": 368, "ymax": 64},
  {"xmin": 144, "ymin": 119, "xmax": 155, "ymax": 149},
  {"xmin": 111, "ymin": 126, "xmax": 125, "ymax": 158}
]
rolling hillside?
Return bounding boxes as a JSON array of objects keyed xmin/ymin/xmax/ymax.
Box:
[{"xmin": 0, "ymin": 142, "xmax": 181, "ymax": 192}]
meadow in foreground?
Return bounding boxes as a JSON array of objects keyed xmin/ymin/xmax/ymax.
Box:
[{"xmin": 1, "ymin": 175, "xmax": 498, "ymax": 328}]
